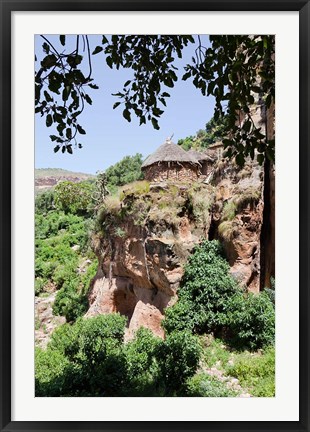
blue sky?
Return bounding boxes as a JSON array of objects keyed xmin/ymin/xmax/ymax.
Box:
[{"xmin": 35, "ymin": 35, "xmax": 215, "ymax": 174}]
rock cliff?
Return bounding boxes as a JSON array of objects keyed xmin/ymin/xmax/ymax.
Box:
[
  {"xmin": 35, "ymin": 168, "xmax": 93, "ymax": 193},
  {"xmin": 87, "ymin": 159, "xmax": 266, "ymax": 337}
]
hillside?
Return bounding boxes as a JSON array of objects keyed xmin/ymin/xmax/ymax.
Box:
[
  {"xmin": 35, "ymin": 158, "xmax": 275, "ymax": 397},
  {"xmin": 35, "ymin": 168, "xmax": 94, "ymax": 193}
]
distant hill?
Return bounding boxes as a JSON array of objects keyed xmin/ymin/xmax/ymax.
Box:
[{"xmin": 35, "ymin": 168, "xmax": 94, "ymax": 193}]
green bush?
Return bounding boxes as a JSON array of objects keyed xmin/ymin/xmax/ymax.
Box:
[
  {"xmin": 157, "ymin": 331, "xmax": 202, "ymax": 395},
  {"xmin": 35, "ymin": 189, "xmax": 55, "ymax": 214},
  {"xmin": 35, "ymin": 206, "xmax": 95, "ymax": 311},
  {"xmin": 163, "ymin": 241, "xmax": 239, "ymax": 335},
  {"xmin": 35, "ymin": 347, "xmax": 73, "ymax": 396},
  {"xmin": 36, "ymin": 315, "xmax": 204, "ymax": 397},
  {"xmin": 163, "ymin": 241, "xmax": 275, "ymax": 352},
  {"xmin": 35, "ymin": 277, "xmax": 47, "ymax": 295},
  {"xmin": 46, "ymin": 314, "xmax": 127, "ymax": 396},
  {"xmin": 53, "ymin": 279, "xmax": 87, "ymax": 322},
  {"xmin": 123, "ymin": 327, "xmax": 161, "ymax": 396},
  {"xmin": 52, "ymin": 263, "xmax": 77, "ymax": 289},
  {"xmin": 35, "ymin": 239, "xmax": 78, "ymax": 280},
  {"xmin": 227, "ymin": 291, "xmax": 275, "ymax": 350},
  {"xmin": 162, "ymin": 299, "xmax": 196, "ymax": 333},
  {"xmin": 35, "ymin": 211, "xmax": 86, "ymax": 240},
  {"xmin": 54, "ymin": 180, "xmax": 94, "ymax": 216},
  {"xmin": 105, "ymin": 153, "xmax": 144, "ymax": 188},
  {"xmin": 52, "ymin": 260, "xmax": 97, "ymax": 322},
  {"xmin": 50, "ymin": 314, "xmax": 126, "ymax": 360}
]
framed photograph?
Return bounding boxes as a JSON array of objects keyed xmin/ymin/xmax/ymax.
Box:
[{"xmin": 1, "ymin": 0, "xmax": 309, "ymax": 431}]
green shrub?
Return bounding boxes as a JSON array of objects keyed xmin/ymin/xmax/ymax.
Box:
[
  {"xmin": 35, "ymin": 239, "xmax": 78, "ymax": 280},
  {"xmin": 35, "ymin": 211, "xmax": 87, "ymax": 240},
  {"xmin": 123, "ymin": 327, "xmax": 161, "ymax": 396},
  {"xmin": 35, "ymin": 277, "xmax": 47, "ymax": 295},
  {"xmin": 47, "ymin": 314, "xmax": 127, "ymax": 396},
  {"xmin": 54, "ymin": 181, "xmax": 94, "ymax": 215},
  {"xmin": 164, "ymin": 241, "xmax": 239, "ymax": 335},
  {"xmin": 105, "ymin": 153, "xmax": 144, "ymax": 188},
  {"xmin": 35, "ymin": 189, "xmax": 55, "ymax": 214},
  {"xmin": 53, "ymin": 279, "xmax": 88, "ymax": 322},
  {"xmin": 35, "ymin": 347, "xmax": 72, "ymax": 396},
  {"xmin": 50, "ymin": 314, "xmax": 126, "ymax": 359},
  {"xmin": 162, "ymin": 299, "xmax": 196, "ymax": 334},
  {"xmin": 163, "ymin": 240, "xmax": 274, "ymax": 352},
  {"xmin": 157, "ymin": 331, "xmax": 202, "ymax": 395},
  {"xmin": 35, "ymin": 207, "xmax": 95, "ymax": 317},
  {"xmin": 186, "ymin": 373, "xmax": 238, "ymax": 397},
  {"xmin": 227, "ymin": 291, "xmax": 275, "ymax": 350},
  {"xmin": 80, "ymin": 260, "xmax": 97, "ymax": 293},
  {"xmin": 38, "ymin": 318, "xmax": 203, "ymax": 397},
  {"xmin": 226, "ymin": 346, "xmax": 275, "ymax": 397},
  {"xmin": 52, "ymin": 263, "xmax": 77, "ymax": 289}
]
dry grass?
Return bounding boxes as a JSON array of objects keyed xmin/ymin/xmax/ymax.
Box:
[
  {"xmin": 148, "ymin": 206, "xmax": 181, "ymax": 230},
  {"xmin": 222, "ymin": 201, "xmax": 237, "ymax": 221},
  {"xmin": 103, "ymin": 196, "xmax": 121, "ymax": 214},
  {"xmin": 188, "ymin": 184, "xmax": 215, "ymax": 227},
  {"xmin": 218, "ymin": 220, "xmax": 236, "ymax": 242},
  {"xmin": 119, "ymin": 180, "xmax": 150, "ymax": 200},
  {"xmin": 234, "ymin": 187, "xmax": 261, "ymax": 211}
]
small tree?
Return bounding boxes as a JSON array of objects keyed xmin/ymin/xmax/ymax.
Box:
[
  {"xmin": 54, "ymin": 180, "xmax": 94, "ymax": 215},
  {"xmin": 105, "ymin": 153, "xmax": 144, "ymax": 189}
]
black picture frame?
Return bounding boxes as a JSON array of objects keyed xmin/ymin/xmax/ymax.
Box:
[{"xmin": 1, "ymin": 1, "xmax": 309, "ymax": 431}]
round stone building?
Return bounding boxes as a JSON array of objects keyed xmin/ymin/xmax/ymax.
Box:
[{"xmin": 141, "ymin": 138, "xmax": 200, "ymax": 182}]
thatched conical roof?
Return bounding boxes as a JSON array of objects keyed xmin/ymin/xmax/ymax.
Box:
[
  {"xmin": 187, "ymin": 149, "xmax": 213, "ymax": 162},
  {"xmin": 142, "ymin": 139, "xmax": 199, "ymax": 168}
]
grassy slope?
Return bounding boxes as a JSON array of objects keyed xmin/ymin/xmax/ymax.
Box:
[{"xmin": 35, "ymin": 168, "xmax": 94, "ymax": 179}]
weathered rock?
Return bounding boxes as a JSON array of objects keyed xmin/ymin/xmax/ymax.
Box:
[
  {"xmin": 87, "ymin": 157, "xmax": 268, "ymax": 336},
  {"xmin": 35, "ymin": 292, "xmax": 66, "ymax": 348},
  {"xmin": 87, "ymin": 183, "xmax": 214, "ymax": 337},
  {"xmin": 211, "ymin": 158, "xmax": 264, "ymax": 292}
]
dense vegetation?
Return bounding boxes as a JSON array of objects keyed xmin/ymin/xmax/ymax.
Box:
[
  {"xmin": 104, "ymin": 153, "xmax": 144, "ymax": 194},
  {"xmin": 35, "ymin": 186, "xmax": 97, "ymax": 322},
  {"xmin": 35, "ymin": 314, "xmax": 202, "ymax": 397},
  {"xmin": 36, "ymin": 183, "xmax": 275, "ymax": 397},
  {"xmin": 178, "ymin": 115, "xmax": 229, "ymax": 151},
  {"xmin": 35, "ymin": 137, "xmax": 275, "ymax": 397},
  {"xmin": 163, "ymin": 241, "xmax": 275, "ymax": 350}
]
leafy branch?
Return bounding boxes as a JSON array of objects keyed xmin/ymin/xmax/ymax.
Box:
[
  {"xmin": 35, "ymin": 34, "xmax": 275, "ymax": 166},
  {"xmin": 35, "ymin": 34, "xmax": 101, "ymax": 154}
]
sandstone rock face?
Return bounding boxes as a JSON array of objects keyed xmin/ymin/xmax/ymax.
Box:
[
  {"xmin": 86, "ymin": 273, "xmax": 167, "ymax": 339},
  {"xmin": 86, "ymin": 183, "xmax": 212, "ymax": 338},
  {"xmin": 87, "ymin": 158, "xmax": 267, "ymax": 337},
  {"xmin": 210, "ymin": 158, "xmax": 264, "ymax": 292}
]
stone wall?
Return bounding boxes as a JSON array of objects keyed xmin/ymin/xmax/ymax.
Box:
[
  {"xmin": 143, "ymin": 162, "xmax": 199, "ymax": 183},
  {"xmin": 199, "ymin": 160, "xmax": 213, "ymax": 176}
]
